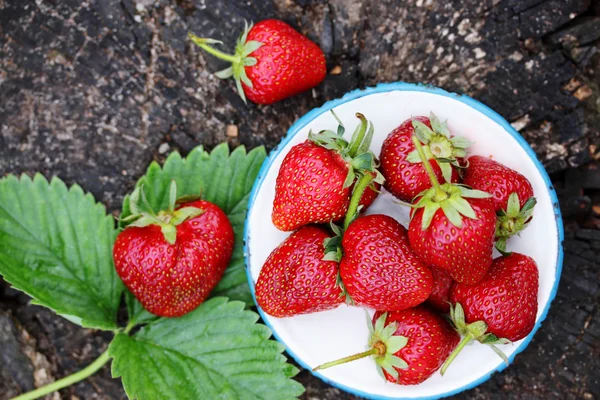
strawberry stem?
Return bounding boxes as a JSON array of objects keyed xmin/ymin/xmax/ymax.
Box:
[
  {"xmin": 411, "ymin": 135, "xmax": 447, "ymax": 202},
  {"xmin": 11, "ymin": 350, "xmax": 110, "ymax": 400},
  {"xmin": 440, "ymin": 332, "xmax": 473, "ymax": 375},
  {"xmin": 344, "ymin": 173, "xmax": 374, "ymax": 230},
  {"xmin": 12, "ymin": 319, "xmax": 142, "ymax": 400},
  {"xmin": 188, "ymin": 33, "xmax": 238, "ymax": 63},
  {"xmin": 347, "ymin": 113, "xmax": 368, "ymax": 158},
  {"xmin": 313, "ymin": 343, "xmax": 384, "ymax": 371}
]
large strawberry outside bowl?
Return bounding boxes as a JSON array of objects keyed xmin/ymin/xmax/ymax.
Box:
[{"xmin": 244, "ymin": 82, "xmax": 563, "ymax": 399}]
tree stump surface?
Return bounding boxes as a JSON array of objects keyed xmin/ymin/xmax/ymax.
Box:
[{"xmin": 0, "ymin": 0, "xmax": 599, "ymax": 399}]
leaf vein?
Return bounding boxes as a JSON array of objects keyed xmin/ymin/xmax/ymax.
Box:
[{"xmin": 132, "ymin": 336, "xmax": 269, "ymax": 400}]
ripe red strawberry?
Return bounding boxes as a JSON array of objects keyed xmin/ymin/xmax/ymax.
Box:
[
  {"xmin": 409, "ymin": 197, "xmax": 496, "ymax": 285},
  {"xmin": 114, "ymin": 185, "xmax": 234, "ymax": 318},
  {"xmin": 450, "ymin": 253, "xmax": 539, "ymax": 341},
  {"xmin": 255, "ymin": 225, "xmax": 343, "ymax": 317},
  {"xmin": 380, "ymin": 114, "xmax": 469, "ymax": 202},
  {"xmin": 463, "ymin": 156, "xmax": 534, "ymax": 212},
  {"xmin": 427, "ymin": 266, "xmax": 453, "ymax": 313},
  {"xmin": 340, "ymin": 214, "xmax": 433, "ymax": 311},
  {"xmin": 273, "ymin": 141, "xmax": 347, "ymax": 231},
  {"xmin": 190, "ymin": 20, "xmax": 326, "ymax": 104},
  {"xmin": 441, "ymin": 253, "xmax": 539, "ymax": 374},
  {"xmin": 314, "ymin": 307, "xmax": 459, "ymax": 385},
  {"xmin": 463, "ymin": 155, "xmax": 536, "ymax": 253},
  {"xmin": 272, "ymin": 113, "xmax": 383, "ymax": 231},
  {"xmin": 407, "ymin": 135, "xmax": 496, "ymax": 285}
]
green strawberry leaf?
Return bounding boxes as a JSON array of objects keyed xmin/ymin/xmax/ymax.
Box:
[
  {"xmin": 109, "ymin": 297, "xmax": 304, "ymax": 400},
  {"xmin": 0, "ymin": 174, "xmax": 123, "ymax": 330},
  {"xmin": 121, "ymin": 144, "xmax": 266, "ymax": 309}
]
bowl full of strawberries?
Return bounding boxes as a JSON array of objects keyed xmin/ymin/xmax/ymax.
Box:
[{"xmin": 245, "ymin": 82, "xmax": 563, "ymax": 399}]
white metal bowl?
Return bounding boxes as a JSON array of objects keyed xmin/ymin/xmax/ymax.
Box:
[{"xmin": 244, "ymin": 83, "xmax": 563, "ymax": 400}]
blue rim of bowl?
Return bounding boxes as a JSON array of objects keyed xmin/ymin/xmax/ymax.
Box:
[{"xmin": 243, "ymin": 82, "xmax": 564, "ymax": 400}]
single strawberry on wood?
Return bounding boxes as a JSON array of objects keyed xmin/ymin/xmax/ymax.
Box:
[
  {"xmin": 462, "ymin": 155, "xmax": 536, "ymax": 253},
  {"xmin": 189, "ymin": 20, "xmax": 326, "ymax": 104},
  {"xmin": 272, "ymin": 113, "xmax": 383, "ymax": 232},
  {"xmin": 441, "ymin": 253, "xmax": 539, "ymax": 374},
  {"xmin": 339, "ymin": 214, "xmax": 433, "ymax": 311},
  {"xmin": 313, "ymin": 307, "xmax": 459, "ymax": 385},
  {"xmin": 407, "ymin": 135, "xmax": 496, "ymax": 285},
  {"xmin": 114, "ymin": 182, "xmax": 234, "ymax": 318},
  {"xmin": 380, "ymin": 114, "xmax": 469, "ymax": 202},
  {"xmin": 255, "ymin": 225, "xmax": 343, "ymax": 317}
]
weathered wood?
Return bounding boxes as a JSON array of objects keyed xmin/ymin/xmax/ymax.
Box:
[
  {"xmin": 548, "ymin": 17, "xmax": 600, "ymax": 50},
  {"xmin": 0, "ymin": 0, "xmax": 598, "ymax": 212},
  {"xmin": 0, "ymin": 313, "xmax": 35, "ymax": 398},
  {"xmin": 0, "ymin": 0, "xmax": 599, "ymax": 399}
]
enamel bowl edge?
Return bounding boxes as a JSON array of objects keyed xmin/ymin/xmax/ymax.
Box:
[{"xmin": 243, "ymin": 82, "xmax": 564, "ymax": 400}]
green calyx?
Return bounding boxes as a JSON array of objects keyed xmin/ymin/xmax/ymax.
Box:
[
  {"xmin": 368, "ymin": 312, "xmax": 410, "ymax": 381},
  {"xmin": 310, "ymin": 111, "xmax": 384, "ymax": 229},
  {"xmin": 121, "ymin": 180, "xmax": 203, "ymax": 245},
  {"xmin": 322, "ymin": 222, "xmax": 353, "ymax": 305},
  {"xmin": 495, "ymin": 193, "xmax": 537, "ymax": 254},
  {"xmin": 335, "ymin": 269, "xmax": 354, "ymax": 305},
  {"xmin": 441, "ymin": 303, "xmax": 511, "ymax": 375},
  {"xmin": 406, "ymin": 112, "xmax": 472, "ymax": 183},
  {"xmin": 189, "ymin": 21, "xmax": 263, "ymax": 103},
  {"xmin": 309, "ymin": 111, "xmax": 384, "ymax": 188},
  {"xmin": 313, "ymin": 312, "xmax": 408, "ymax": 382},
  {"xmin": 410, "ymin": 135, "xmax": 491, "ymax": 230},
  {"xmin": 323, "ymin": 222, "xmax": 343, "ymax": 263}
]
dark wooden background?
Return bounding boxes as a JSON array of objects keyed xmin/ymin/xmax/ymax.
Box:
[{"xmin": 1, "ymin": 0, "xmax": 599, "ymax": 399}]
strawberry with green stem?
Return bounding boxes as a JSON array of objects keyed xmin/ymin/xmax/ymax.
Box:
[
  {"xmin": 313, "ymin": 307, "xmax": 459, "ymax": 385},
  {"xmin": 439, "ymin": 303, "xmax": 511, "ymax": 375},
  {"xmin": 407, "ymin": 135, "xmax": 496, "ymax": 285},
  {"xmin": 441, "ymin": 252, "xmax": 539, "ymax": 374},
  {"xmin": 189, "ymin": 20, "xmax": 326, "ymax": 104},
  {"xmin": 380, "ymin": 113, "xmax": 470, "ymax": 202},
  {"xmin": 114, "ymin": 181, "xmax": 234, "ymax": 317},
  {"xmin": 462, "ymin": 155, "xmax": 536, "ymax": 253},
  {"xmin": 272, "ymin": 112, "xmax": 383, "ymax": 232}
]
